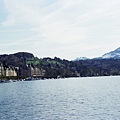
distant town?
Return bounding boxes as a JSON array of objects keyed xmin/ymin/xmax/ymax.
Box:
[
  {"xmin": 0, "ymin": 48, "xmax": 120, "ymax": 82},
  {"xmin": 0, "ymin": 62, "xmax": 45, "ymax": 81}
]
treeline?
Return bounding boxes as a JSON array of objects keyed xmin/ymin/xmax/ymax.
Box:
[
  {"xmin": 27, "ymin": 57, "xmax": 81, "ymax": 78},
  {"xmin": 76, "ymin": 59, "xmax": 120, "ymax": 76},
  {"xmin": 0, "ymin": 52, "xmax": 120, "ymax": 78},
  {"xmin": 26, "ymin": 57, "xmax": 120, "ymax": 77}
]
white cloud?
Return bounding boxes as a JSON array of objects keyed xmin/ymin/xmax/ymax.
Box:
[{"xmin": 1, "ymin": 0, "xmax": 120, "ymax": 59}]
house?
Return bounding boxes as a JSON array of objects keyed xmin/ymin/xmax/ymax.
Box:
[
  {"xmin": 0, "ymin": 62, "xmax": 45, "ymax": 79},
  {"xmin": 0, "ymin": 63, "xmax": 18, "ymax": 78},
  {"xmin": 0, "ymin": 63, "xmax": 4, "ymax": 76},
  {"xmin": 4, "ymin": 66, "xmax": 17, "ymax": 77},
  {"xmin": 19, "ymin": 64, "xmax": 45, "ymax": 78}
]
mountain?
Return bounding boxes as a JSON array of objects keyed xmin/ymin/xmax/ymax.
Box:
[
  {"xmin": 73, "ymin": 57, "xmax": 90, "ymax": 61},
  {"xmin": 74, "ymin": 47, "xmax": 120, "ymax": 61},
  {"xmin": 101, "ymin": 47, "xmax": 120, "ymax": 59}
]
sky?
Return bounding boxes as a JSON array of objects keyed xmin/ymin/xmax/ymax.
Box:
[{"xmin": 0, "ymin": 0, "xmax": 120, "ymax": 60}]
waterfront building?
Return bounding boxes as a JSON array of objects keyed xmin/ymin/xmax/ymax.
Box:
[
  {"xmin": 18, "ymin": 64, "xmax": 45, "ymax": 78},
  {"xmin": 0, "ymin": 63, "xmax": 17, "ymax": 78}
]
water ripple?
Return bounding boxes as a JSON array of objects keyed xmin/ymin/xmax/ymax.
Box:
[{"xmin": 0, "ymin": 76, "xmax": 120, "ymax": 119}]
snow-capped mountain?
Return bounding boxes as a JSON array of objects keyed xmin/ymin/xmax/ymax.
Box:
[
  {"xmin": 73, "ymin": 57, "xmax": 90, "ymax": 61},
  {"xmin": 101, "ymin": 47, "xmax": 120, "ymax": 59},
  {"xmin": 73, "ymin": 47, "xmax": 120, "ymax": 61}
]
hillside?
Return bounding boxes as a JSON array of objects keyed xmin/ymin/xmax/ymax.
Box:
[
  {"xmin": 75, "ymin": 59, "xmax": 120, "ymax": 76},
  {"xmin": 0, "ymin": 51, "xmax": 120, "ymax": 78},
  {"xmin": 0, "ymin": 52, "xmax": 34, "ymax": 67}
]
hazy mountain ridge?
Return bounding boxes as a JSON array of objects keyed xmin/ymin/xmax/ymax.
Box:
[
  {"xmin": 74, "ymin": 47, "xmax": 120, "ymax": 61},
  {"xmin": 101, "ymin": 47, "xmax": 120, "ymax": 59},
  {"xmin": 74, "ymin": 57, "xmax": 90, "ymax": 61}
]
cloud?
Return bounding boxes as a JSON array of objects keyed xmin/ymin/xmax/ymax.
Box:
[{"xmin": 1, "ymin": 0, "xmax": 120, "ymax": 59}]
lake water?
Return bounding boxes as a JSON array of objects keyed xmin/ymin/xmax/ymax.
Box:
[{"xmin": 0, "ymin": 76, "xmax": 120, "ymax": 120}]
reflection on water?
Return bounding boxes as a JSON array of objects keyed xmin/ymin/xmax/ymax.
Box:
[{"xmin": 0, "ymin": 76, "xmax": 120, "ymax": 120}]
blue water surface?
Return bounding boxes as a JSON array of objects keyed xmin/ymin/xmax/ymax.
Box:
[{"xmin": 0, "ymin": 76, "xmax": 120, "ymax": 120}]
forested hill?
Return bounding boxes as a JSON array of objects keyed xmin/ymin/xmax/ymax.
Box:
[
  {"xmin": 74, "ymin": 59, "xmax": 120, "ymax": 76},
  {"xmin": 0, "ymin": 52, "xmax": 120, "ymax": 78},
  {"xmin": 0, "ymin": 52, "xmax": 34, "ymax": 67}
]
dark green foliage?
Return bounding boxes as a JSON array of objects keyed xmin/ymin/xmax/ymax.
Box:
[
  {"xmin": 0, "ymin": 52, "xmax": 120, "ymax": 78},
  {"xmin": 0, "ymin": 52, "xmax": 34, "ymax": 67},
  {"xmin": 75, "ymin": 59, "xmax": 120, "ymax": 76},
  {"xmin": 37, "ymin": 57, "xmax": 79, "ymax": 78}
]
